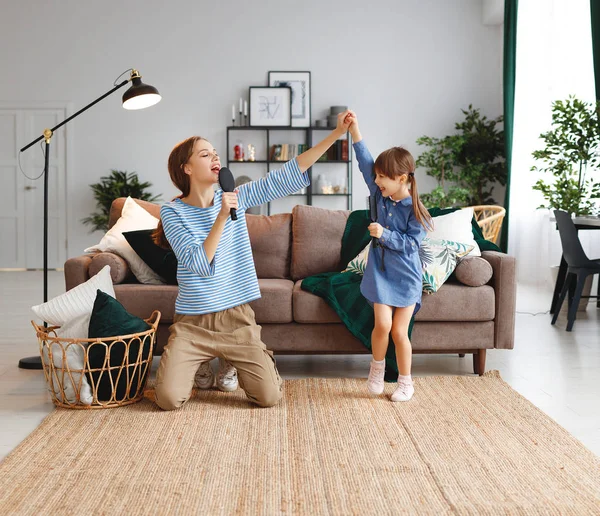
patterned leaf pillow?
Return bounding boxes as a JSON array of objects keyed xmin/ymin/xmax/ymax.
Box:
[
  {"xmin": 343, "ymin": 238, "xmax": 473, "ymax": 294},
  {"xmin": 420, "ymin": 238, "xmax": 473, "ymax": 293}
]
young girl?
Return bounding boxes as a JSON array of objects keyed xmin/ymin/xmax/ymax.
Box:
[
  {"xmin": 346, "ymin": 111, "xmax": 432, "ymax": 402},
  {"xmin": 152, "ymin": 111, "xmax": 352, "ymax": 410}
]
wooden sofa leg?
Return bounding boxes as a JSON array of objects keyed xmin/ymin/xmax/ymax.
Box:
[{"xmin": 473, "ymin": 349, "xmax": 486, "ymax": 376}]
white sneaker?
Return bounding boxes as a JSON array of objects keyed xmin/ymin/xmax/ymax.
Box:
[
  {"xmin": 391, "ymin": 380, "xmax": 414, "ymax": 402},
  {"xmin": 217, "ymin": 358, "xmax": 238, "ymax": 392},
  {"xmin": 367, "ymin": 360, "xmax": 386, "ymax": 395},
  {"xmin": 194, "ymin": 361, "xmax": 214, "ymax": 390}
]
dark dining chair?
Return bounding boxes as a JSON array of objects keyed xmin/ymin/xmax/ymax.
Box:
[{"xmin": 551, "ymin": 210, "xmax": 600, "ymax": 331}]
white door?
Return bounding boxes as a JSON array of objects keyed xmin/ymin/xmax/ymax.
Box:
[{"xmin": 0, "ymin": 105, "xmax": 68, "ymax": 269}]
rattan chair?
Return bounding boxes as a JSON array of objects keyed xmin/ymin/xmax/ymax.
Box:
[{"xmin": 467, "ymin": 205, "xmax": 506, "ymax": 245}]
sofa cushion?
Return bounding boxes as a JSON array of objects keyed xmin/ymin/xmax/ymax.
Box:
[
  {"xmin": 114, "ymin": 284, "xmax": 178, "ymax": 323},
  {"xmin": 418, "ymin": 283, "xmax": 495, "ymax": 321},
  {"xmin": 246, "ymin": 213, "xmax": 292, "ymax": 279},
  {"xmin": 113, "ymin": 279, "xmax": 294, "ymax": 325},
  {"xmin": 293, "ymin": 281, "xmax": 339, "ymax": 323},
  {"xmin": 291, "ymin": 205, "xmax": 350, "ymax": 280},
  {"xmin": 293, "ymin": 280, "xmax": 495, "ymax": 323},
  {"xmin": 249, "ymin": 279, "xmax": 294, "ymax": 323},
  {"xmin": 454, "ymin": 256, "xmax": 494, "ymax": 287}
]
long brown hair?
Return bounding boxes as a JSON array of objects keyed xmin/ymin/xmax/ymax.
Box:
[
  {"xmin": 373, "ymin": 146, "xmax": 433, "ymax": 231},
  {"xmin": 152, "ymin": 136, "xmax": 205, "ymax": 249}
]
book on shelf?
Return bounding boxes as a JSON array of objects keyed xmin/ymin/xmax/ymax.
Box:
[
  {"xmin": 341, "ymin": 140, "xmax": 348, "ymax": 161},
  {"xmin": 269, "ymin": 144, "xmax": 308, "ymax": 161}
]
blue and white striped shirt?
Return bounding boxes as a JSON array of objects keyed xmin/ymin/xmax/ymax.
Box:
[{"xmin": 160, "ymin": 158, "xmax": 309, "ymax": 315}]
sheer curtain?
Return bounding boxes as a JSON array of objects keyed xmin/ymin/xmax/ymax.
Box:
[{"xmin": 508, "ymin": 0, "xmax": 599, "ymax": 289}]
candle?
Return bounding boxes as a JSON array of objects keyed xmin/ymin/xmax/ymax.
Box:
[
  {"xmin": 232, "ymin": 104, "xmax": 235, "ymax": 121},
  {"xmin": 244, "ymin": 100, "xmax": 248, "ymax": 116},
  {"xmin": 239, "ymin": 98, "xmax": 243, "ymax": 113}
]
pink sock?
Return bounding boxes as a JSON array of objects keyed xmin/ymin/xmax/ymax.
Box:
[{"xmin": 398, "ymin": 374, "xmax": 412, "ymax": 384}]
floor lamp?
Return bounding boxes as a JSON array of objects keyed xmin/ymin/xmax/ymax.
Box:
[{"xmin": 18, "ymin": 69, "xmax": 161, "ymax": 369}]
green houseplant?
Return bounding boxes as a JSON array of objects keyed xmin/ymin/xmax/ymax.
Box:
[
  {"xmin": 416, "ymin": 106, "xmax": 506, "ymax": 208},
  {"xmin": 82, "ymin": 170, "xmax": 161, "ymax": 232},
  {"xmin": 531, "ymin": 95, "xmax": 600, "ymax": 216}
]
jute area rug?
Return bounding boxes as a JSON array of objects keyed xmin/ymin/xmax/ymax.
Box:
[{"xmin": 1, "ymin": 371, "xmax": 599, "ymax": 515}]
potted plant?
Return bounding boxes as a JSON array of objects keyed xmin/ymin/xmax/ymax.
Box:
[
  {"xmin": 532, "ymin": 96, "xmax": 600, "ymax": 310},
  {"xmin": 531, "ymin": 95, "xmax": 600, "ymax": 216},
  {"xmin": 82, "ymin": 170, "xmax": 161, "ymax": 232},
  {"xmin": 415, "ymin": 134, "xmax": 470, "ymax": 208},
  {"xmin": 416, "ymin": 106, "xmax": 506, "ymax": 208}
]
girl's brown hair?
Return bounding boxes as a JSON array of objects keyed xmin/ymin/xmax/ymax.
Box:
[
  {"xmin": 373, "ymin": 147, "xmax": 433, "ymax": 231},
  {"xmin": 152, "ymin": 136, "xmax": 205, "ymax": 249}
]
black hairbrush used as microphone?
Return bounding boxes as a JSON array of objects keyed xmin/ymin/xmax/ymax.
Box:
[
  {"xmin": 367, "ymin": 193, "xmax": 385, "ymax": 271},
  {"xmin": 367, "ymin": 194, "xmax": 379, "ymax": 248},
  {"xmin": 218, "ymin": 166, "xmax": 237, "ymax": 221}
]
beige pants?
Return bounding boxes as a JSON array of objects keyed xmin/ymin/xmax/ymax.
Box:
[{"xmin": 155, "ymin": 303, "xmax": 283, "ymax": 410}]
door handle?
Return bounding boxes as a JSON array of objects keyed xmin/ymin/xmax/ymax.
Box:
[{"xmin": 25, "ymin": 186, "xmax": 37, "ymax": 190}]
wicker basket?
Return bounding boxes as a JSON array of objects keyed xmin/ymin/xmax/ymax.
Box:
[
  {"xmin": 32, "ymin": 311, "xmax": 161, "ymax": 409},
  {"xmin": 467, "ymin": 205, "xmax": 506, "ymax": 245}
]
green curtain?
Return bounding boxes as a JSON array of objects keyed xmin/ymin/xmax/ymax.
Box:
[
  {"xmin": 591, "ymin": 0, "xmax": 600, "ymax": 99},
  {"xmin": 500, "ymin": 0, "xmax": 518, "ymax": 253}
]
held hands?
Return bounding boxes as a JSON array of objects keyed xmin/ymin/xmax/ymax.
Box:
[
  {"xmin": 334, "ymin": 110, "xmax": 353, "ymax": 136},
  {"xmin": 344, "ymin": 110, "xmax": 361, "ymax": 141},
  {"xmin": 219, "ymin": 189, "xmax": 239, "ymax": 220},
  {"xmin": 368, "ymin": 222, "xmax": 383, "ymax": 239}
]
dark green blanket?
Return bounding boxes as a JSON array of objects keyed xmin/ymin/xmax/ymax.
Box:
[{"xmin": 301, "ymin": 207, "xmax": 501, "ymax": 381}]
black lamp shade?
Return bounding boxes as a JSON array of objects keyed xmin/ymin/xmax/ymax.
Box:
[{"xmin": 122, "ymin": 77, "xmax": 161, "ymax": 110}]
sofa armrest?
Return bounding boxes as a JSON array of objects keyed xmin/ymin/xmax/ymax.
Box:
[
  {"xmin": 64, "ymin": 255, "xmax": 93, "ymax": 291},
  {"xmin": 64, "ymin": 252, "xmax": 132, "ymax": 291},
  {"xmin": 481, "ymin": 251, "xmax": 516, "ymax": 350}
]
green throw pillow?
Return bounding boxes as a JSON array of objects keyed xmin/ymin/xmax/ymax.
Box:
[{"xmin": 86, "ymin": 290, "xmax": 152, "ymax": 402}]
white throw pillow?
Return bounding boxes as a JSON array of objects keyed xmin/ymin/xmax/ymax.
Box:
[
  {"xmin": 31, "ymin": 265, "xmax": 115, "ymax": 326},
  {"xmin": 84, "ymin": 197, "xmax": 164, "ymax": 285},
  {"xmin": 42, "ymin": 314, "xmax": 94, "ymax": 405},
  {"xmin": 426, "ymin": 208, "xmax": 481, "ymax": 257}
]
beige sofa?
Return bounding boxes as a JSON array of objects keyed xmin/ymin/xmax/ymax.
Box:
[{"xmin": 65, "ymin": 198, "xmax": 517, "ymax": 375}]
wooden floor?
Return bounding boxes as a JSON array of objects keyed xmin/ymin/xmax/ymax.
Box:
[{"xmin": 1, "ymin": 271, "xmax": 598, "ymax": 460}]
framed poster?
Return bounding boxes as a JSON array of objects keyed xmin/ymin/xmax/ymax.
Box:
[
  {"xmin": 268, "ymin": 71, "xmax": 311, "ymax": 127},
  {"xmin": 249, "ymin": 86, "xmax": 292, "ymax": 127}
]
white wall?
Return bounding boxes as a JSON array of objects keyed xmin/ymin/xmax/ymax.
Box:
[{"xmin": 0, "ymin": 0, "xmax": 503, "ymax": 257}]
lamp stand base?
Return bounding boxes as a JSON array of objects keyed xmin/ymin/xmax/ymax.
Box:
[{"xmin": 18, "ymin": 356, "xmax": 43, "ymax": 370}]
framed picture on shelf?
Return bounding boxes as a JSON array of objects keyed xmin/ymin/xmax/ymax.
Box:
[
  {"xmin": 249, "ymin": 86, "xmax": 292, "ymax": 127},
  {"xmin": 268, "ymin": 71, "xmax": 311, "ymax": 127}
]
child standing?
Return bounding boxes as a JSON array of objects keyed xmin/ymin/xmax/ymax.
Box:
[
  {"xmin": 151, "ymin": 111, "xmax": 352, "ymax": 410},
  {"xmin": 347, "ymin": 111, "xmax": 432, "ymax": 402}
]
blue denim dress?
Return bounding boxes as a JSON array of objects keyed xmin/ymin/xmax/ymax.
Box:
[{"xmin": 354, "ymin": 140, "xmax": 426, "ymax": 312}]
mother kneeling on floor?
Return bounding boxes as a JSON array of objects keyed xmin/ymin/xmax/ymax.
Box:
[{"xmin": 151, "ymin": 112, "xmax": 351, "ymax": 410}]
